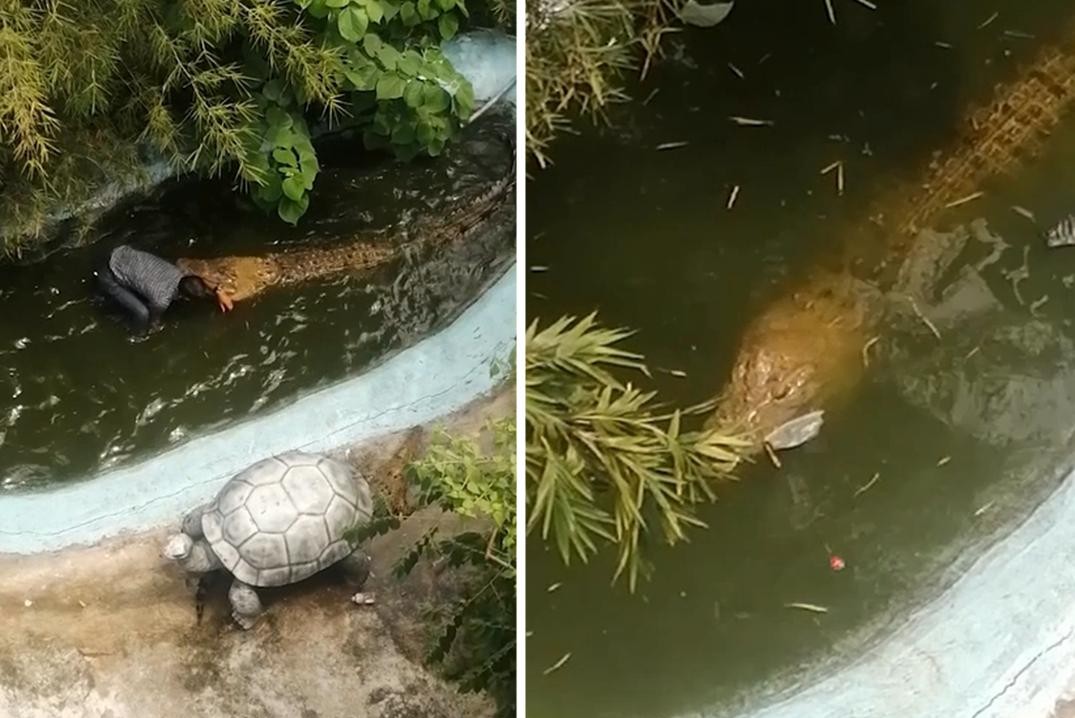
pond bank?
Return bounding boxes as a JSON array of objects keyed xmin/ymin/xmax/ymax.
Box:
[
  {"xmin": 730, "ymin": 455, "xmax": 1075, "ymax": 718},
  {"xmin": 0, "ymin": 387, "xmax": 512, "ymax": 718},
  {"xmin": 0, "ymin": 265, "xmax": 515, "ymax": 554}
]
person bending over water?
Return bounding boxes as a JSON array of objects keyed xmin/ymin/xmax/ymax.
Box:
[{"xmin": 95, "ymin": 244, "xmax": 234, "ymax": 330}]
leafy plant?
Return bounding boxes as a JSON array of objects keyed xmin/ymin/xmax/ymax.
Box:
[
  {"xmin": 0, "ymin": 0, "xmax": 477, "ymax": 248},
  {"xmin": 526, "ymin": 0, "xmax": 681, "ymax": 166},
  {"xmin": 394, "ymin": 419, "xmax": 516, "ymax": 717},
  {"xmin": 526, "ymin": 313, "xmax": 750, "ymax": 590}
]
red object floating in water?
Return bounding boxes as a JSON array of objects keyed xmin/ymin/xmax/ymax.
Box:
[{"xmin": 829, "ymin": 555, "xmax": 846, "ymax": 571}]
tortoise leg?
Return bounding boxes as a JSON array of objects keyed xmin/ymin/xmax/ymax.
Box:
[
  {"xmin": 338, "ymin": 548, "xmax": 371, "ymax": 588},
  {"xmin": 228, "ymin": 579, "xmax": 263, "ymax": 630}
]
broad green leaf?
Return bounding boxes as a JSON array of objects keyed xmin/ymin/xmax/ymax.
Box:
[
  {"xmin": 434, "ymin": 0, "xmax": 454, "ymax": 11},
  {"xmin": 277, "ymin": 195, "xmax": 310, "ymax": 225},
  {"xmin": 417, "ymin": 0, "xmax": 436, "ymax": 20},
  {"xmin": 416, "ymin": 121, "xmax": 434, "ymax": 144},
  {"xmin": 363, "ymin": 33, "xmax": 383, "ymax": 55},
  {"xmin": 272, "ymin": 147, "xmax": 298, "ymax": 166},
  {"xmin": 403, "ymin": 81, "xmax": 424, "ymax": 108},
  {"xmin": 337, "ymin": 6, "xmax": 369, "ymax": 41},
  {"xmin": 437, "ymin": 12, "xmax": 458, "ymax": 40},
  {"xmin": 397, "ymin": 50, "xmax": 421, "ymax": 76},
  {"xmin": 400, "ymin": 1, "xmax": 418, "ymax": 25},
  {"xmin": 362, "ymin": 0, "xmax": 384, "ymax": 22},
  {"xmin": 343, "ymin": 62, "xmax": 379, "ymax": 90},
  {"xmin": 455, "ymin": 79, "xmax": 474, "ymax": 116},
  {"xmin": 376, "ymin": 73, "xmax": 407, "ymax": 99},
  {"xmin": 422, "ymin": 84, "xmax": 449, "ymax": 112},
  {"xmin": 307, "ymin": 0, "xmax": 330, "ymax": 16},
  {"xmin": 282, "ymin": 174, "xmax": 305, "ymax": 201},
  {"xmin": 326, "ymin": 0, "xmax": 349, "ymax": 7},
  {"xmin": 381, "ymin": 0, "xmax": 401, "ymax": 20},
  {"xmin": 376, "ymin": 44, "xmax": 401, "ymax": 69},
  {"xmin": 265, "ymin": 106, "xmax": 293, "ymax": 130}
]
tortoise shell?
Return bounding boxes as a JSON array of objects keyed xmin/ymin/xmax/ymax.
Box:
[{"xmin": 202, "ymin": 451, "xmax": 372, "ymax": 587}]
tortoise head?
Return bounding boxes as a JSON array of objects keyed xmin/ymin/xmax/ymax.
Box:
[
  {"xmin": 163, "ymin": 533, "xmax": 220, "ymax": 573},
  {"xmin": 163, "ymin": 533, "xmax": 194, "ymax": 563}
]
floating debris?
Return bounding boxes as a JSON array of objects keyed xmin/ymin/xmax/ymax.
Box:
[
  {"xmin": 351, "ymin": 592, "xmax": 376, "ymax": 605},
  {"xmin": 727, "ymin": 184, "xmax": 740, "ymax": 209},
  {"xmin": 935, "ymin": 41, "xmax": 954, "ymax": 49},
  {"xmin": 1011, "ymin": 205, "xmax": 1036, "ymax": 222},
  {"xmin": 1031, "ymin": 295, "xmax": 1049, "ymax": 316},
  {"xmin": 965, "ymin": 345, "xmax": 981, "ymax": 360},
  {"xmin": 765, "ymin": 410, "xmax": 825, "ymax": 450},
  {"xmin": 854, "ymin": 472, "xmax": 880, "ymax": 497},
  {"xmin": 937, "ymin": 456, "xmax": 952, "ymax": 467},
  {"xmin": 851, "ymin": 0, "xmax": 877, "ymax": 9},
  {"xmin": 829, "ymin": 554, "xmax": 846, "ymax": 571},
  {"xmin": 547, "ymin": 582, "xmax": 563, "ymax": 593},
  {"xmin": 543, "ymin": 652, "xmax": 572, "ymax": 675},
  {"xmin": 642, "ymin": 88, "xmax": 660, "ymax": 105},
  {"xmin": 974, "ymin": 501, "xmax": 995, "ymax": 517},
  {"xmin": 728, "ymin": 62, "xmax": 745, "ymax": 79},
  {"xmin": 824, "ymin": 0, "xmax": 836, "ymax": 25},
  {"xmin": 729, "ymin": 116, "xmax": 775, "ymax": 127},
  {"xmin": 907, "ymin": 296, "xmax": 942, "ymax": 339},
  {"xmin": 678, "ymin": 0, "xmax": 734, "ymax": 27},
  {"xmin": 978, "ymin": 12, "xmax": 999, "ymax": 29},
  {"xmin": 1003, "ymin": 30, "xmax": 1036, "ymax": 40},
  {"xmin": 785, "ymin": 602, "xmax": 829, "ymax": 614},
  {"xmin": 531, "ymin": 265, "xmax": 550, "ymax": 272},
  {"xmin": 657, "ymin": 141, "xmax": 690, "ymax": 151},
  {"xmin": 862, "ymin": 335, "xmax": 880, "ymax": 367},
  {"xmin": 945, "ymin": 191, "xmax": 985, "ymax": 209},
  {"xmin": 1004, "ymin": 245, "xmax": 1031, "ymax": 305},
  {"xmin": 764, "ymin": 442, "xmax": 783, "ymax": 469}
]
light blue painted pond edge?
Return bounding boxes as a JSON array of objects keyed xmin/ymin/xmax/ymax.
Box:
[
  {"xmin": 0, "ymin": 265, "xmax": 515, "ymax": 555},
  {"xmin": 728, "ymin": 464, "xmax": 1075, "ymax": 718}
]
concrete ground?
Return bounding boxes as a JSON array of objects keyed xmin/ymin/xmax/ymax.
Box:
[{"xmin": 0, "ymin": 389, "xmax": 513, "ymax": 718}]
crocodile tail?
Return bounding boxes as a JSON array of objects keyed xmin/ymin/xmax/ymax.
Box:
[{"xmin": 411, "ymin": 129, "xmax": 516, "ymax": 243}]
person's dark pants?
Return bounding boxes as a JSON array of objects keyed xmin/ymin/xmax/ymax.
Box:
[{"xmin": 94, "ymin": 255, "xmax": 153, "ymax": 330}]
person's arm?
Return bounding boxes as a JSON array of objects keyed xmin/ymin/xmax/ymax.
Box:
[{"xmin": 215, "ymin": 288, "xmax": 234, "ymax": 313}]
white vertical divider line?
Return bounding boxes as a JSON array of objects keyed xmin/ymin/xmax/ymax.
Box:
[{"xmin": 514, "ymin": 7, "xmax": 528, "ymax": 715}]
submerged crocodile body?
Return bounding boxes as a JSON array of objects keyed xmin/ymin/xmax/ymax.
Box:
[
  {"xmin": 177, "ymin": 148, "xmax": 514, "ymax": 303},
  {"xmin": 714, "ymin": 24, "xmax": 1075, "ymax": 446}
]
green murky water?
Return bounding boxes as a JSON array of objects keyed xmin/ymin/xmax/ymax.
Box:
[
  {"xmin": 527, "ymin": 2, "xmax": 1075, "ymax": 716},
  {"xmin": 0, "ymin": 116, "xmax": 514, "ymax": 490}
]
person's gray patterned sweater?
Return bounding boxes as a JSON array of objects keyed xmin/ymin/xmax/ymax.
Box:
[{"xmin": 109, "ymin": 245, "xmax": 186, "ymax": 314}]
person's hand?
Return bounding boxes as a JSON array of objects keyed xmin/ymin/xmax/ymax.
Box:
[{"xmin": 216, "ymin": 289, "xmax": 234, "ymax": 313}]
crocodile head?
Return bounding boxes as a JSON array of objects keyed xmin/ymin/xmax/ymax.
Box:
[{"xmin": 711, "ymin": 273, "xmax": 876, "ymax": 445}]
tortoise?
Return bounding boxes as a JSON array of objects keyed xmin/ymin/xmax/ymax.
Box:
[{"xmin": 163, "ymin": 450, "xmax": 373, "ymax": 629}]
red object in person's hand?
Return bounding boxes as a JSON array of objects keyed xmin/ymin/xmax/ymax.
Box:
[{"xmin": 829, "ymin": 554, "xmax": 846, "ymax": 571}]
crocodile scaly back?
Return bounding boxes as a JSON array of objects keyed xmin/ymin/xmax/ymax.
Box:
[
  {"xmin": 860, "ymin": 24, "xmax": 1075, "ymax": 283},
  {"xmin": 178, "ymin": 136, "xmax": 515, "ymax": 302}
]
